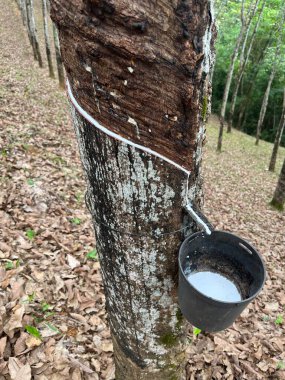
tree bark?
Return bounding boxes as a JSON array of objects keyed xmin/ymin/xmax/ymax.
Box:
[
  {"xmin": 42, "ymin": 0, "xmax": 55, "ymax": 78},
  {"xmin": 52, "ymin": 23, "xmax": 65, "ymax": 88},
  {"xmin": 26, "ymin": 0, "xmax": 43, "ymax": 67},
  {"xmin": 271, "ymin": 158, "xmax": 285, "ymax": 211},
  {"xmin": 227, "ymin": 0, "xmax": 264, "ymax": 133},
  {"xmin": 19, "ymin": 0, "xmax": 27, "ymax": 26},
  {"xmin": 255, "ymin": 67, "xmax": 276, "ymax": 146},
  {"xmin": 25, "ymin": 0, "xmax": 36, "ymax": 57},
  {"xmin": 50, "ymin": 0, "xmax": 216, "ymax": 378},
  {"xmin": 269, "ymin": 88, "xmax": 285, "ymax": 172}
]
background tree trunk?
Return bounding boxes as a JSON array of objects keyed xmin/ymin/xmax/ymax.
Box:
[
  {"xmin": 217, "ymin": 0, "xmax": 257, "ymax": 151},
  {"xmin": 255, "ymin": 7, "xmax": 285, "ymax": 145},
  {"xmin": 271, "ymin": 158, "xmax": 285, "ymax": 211},
  {"xmin": 26, "ymin": 0, "xmax": 43, "ymax": 67},
  {"xmin": 52, "ymin": 23, "xmax": 65, "ymax": 88},
  {"xmin": 25, "ymin": 0, "xmax": 37, "ymax": 58},
  {"xmin": 227, "ymin": 0, "xmax": 264, "ymax": 133},
  {"xmin": 255, "ymin": 63, "xmax": 277, "ymax": 145},
  {"xmin": 217, "ymin": 0, "xmax": 246, "ymax": 151},
  {"xmin": 50, "ymin": 0, "xmax": 216, "ymax": 378},
  {"xmin": 269, "ymin": 88, "xmax": 285, "ymax": 172},
  {"xmin": 19, "ymin": 0, "xmax": 27, "ymax": 26},
  {"xmin": 42, "ymin": 0, "xmax": 55, "ymax": 78},
  {"xmin": 236, "ymin": 33, "xmax": 272, "ymax": 130}
]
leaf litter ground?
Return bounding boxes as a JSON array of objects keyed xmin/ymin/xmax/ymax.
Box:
[{"xmin": 0, "ymin": 1, "xmax": 285, "ymax": 379}]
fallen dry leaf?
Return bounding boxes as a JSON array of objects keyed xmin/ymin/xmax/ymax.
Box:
[
  {"xmin": 67, "ymin": 254, "xmax": 81, "ymax": 269},
  {"xmin": 4, "ymin": 305, "xmax": 25, "ymax": 338},
  {"xmin": 26, "ymin": 336, "xmax": 42, "ymax": 349}
]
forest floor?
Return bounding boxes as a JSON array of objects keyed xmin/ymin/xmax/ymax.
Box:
[{"xmin": 0, "ymin": 1, "xmax": 285, "ymax": 380}]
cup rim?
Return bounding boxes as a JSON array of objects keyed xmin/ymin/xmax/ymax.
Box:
[{"xmin": 178, "ymin": 230, "xmax": 266, "ymax": 306}]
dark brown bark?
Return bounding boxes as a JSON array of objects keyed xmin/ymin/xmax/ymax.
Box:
[
  {"xmin": 271, "ymin": 158, "xmax": 285, "ymax": 211},
  {"xmin": 269, "ymin": 88, "xmax": 285, "ymax": 172},
  {"xmin": 51, "ymin": 0, "xmax": 216, "ymax": 378},
  {"xmin": 51, "ymin": 0, "xmax": 215, "ymax": 167}
]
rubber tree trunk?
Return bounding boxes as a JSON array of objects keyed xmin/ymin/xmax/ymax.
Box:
[
  {"xmin": 269, "ymin": 88, "xmax": 285, "ymax": 172},
  {"xmin": 52, "ymin": 23, "xmax": 65, "ymax": 88},
  {"xmin": 255, "ymin": 67, "xmax": 276, "ymax": 144},
  {"xmin": 19, "ymin": 0, "xmax": 27, "ymax": 26},
  {"xmin": 255, "ymin": 7, "xmax": 285, "ymax": 146},
  {"xmin": 227, "ymin": 0, "xmax": 264, "ymax": 133},
  {"xmin": 217, "ymin": 0, "xmax": 246, "ymax": 152},
  {"xmin": 42, "ymin": 0, "xmax": 55, "ymax": 78},
  {"xmin": 26, "ymin": 0, "xmax": 43, "ymax": 67},
  {"xmin": 271, "ymin": 158, "xmax": 285, "ymax": 211},
  {"xmin": 25, "ymin": 0, "xmax": 36, "ymax": 57},
  {"xmin": 50, "ymin": 0, "xmax": 216, "ymax": 378},
  {"xmin": 236, "ymin": 32, "xmax": 273, "ymax": 130},
  {"xmin": 255, "ymin": 65, "xmax": 277, "ymax": 146}
]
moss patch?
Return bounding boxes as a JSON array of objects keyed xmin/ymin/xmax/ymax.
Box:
[
  {"xmin": 175, "ymin": 308, "xmax": 184, "ymax": 330},
  {"xmin": 270, "ymin": 199, "xmax": 284, "ymax": 211},
  {"xmin": 159, "ymin": 333, "xmax": 178, "ymax": 347},
  {"xmin": 202, "ymin": 96, "xmax": 208, "ymax": 121}
]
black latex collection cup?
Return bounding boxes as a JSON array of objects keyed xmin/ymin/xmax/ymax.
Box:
[{"xmin": 178, "ymin": 227, "xmax": 266, "ymax": 332}]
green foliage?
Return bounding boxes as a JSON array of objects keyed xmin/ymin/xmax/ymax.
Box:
[
  {"xmin": 277, "ymin": 361, "xmax": 285, "ymax": 370},
  {"xmin": 45, "ymin": 322, "xmax": 60, "ymax": 334},
  {"xmin": 28, "ymin": 292, "xmax": 36, "ymax": 302},
  {"xmin": 51, "ymin": 155, "xmax": 66, "ymax": 166},
  {"xmin": 27, "ymin": 178, "xmax": 35, "ymax": 186},
  {"xmin": 5, "ymin": 261, "xmax": 14, "ymax": 270},
  {"xmin": 75, "ymin": 192, "xmax": 83, "ymax": 203},
  {"xmin": 193, "ymin": 327, "xmax": 202, "ymax": 336},
  {"xmin": 275, "ymin": 315, "xmax": 283, "ymax": 325},
  {"xmin": 70, "ymin": 217, "xmax": 82, "ymax": 225},
  {"xmin": 86, "ymin": 249, "xmax": 98, "ymax": 261},
  {"xmin": 5, "ymin": 259, "xmax": 20, "ymax": 270},
  {"xmin": 213, "ymin": 0, "xmax": 285, "ymax": 145},
  {"xmin": 25, "ymin": 325, "xmax": 41, "ymax": 340},
  {"xmin": 41, "ymin": 302, "xmax": 51, "ymax": 312},
  {"xmin": 26, "ymin": 228, "xmax": 36, "ymax": 240},
  {"xmin": 1, "ymin": 148, "xmax": 8, "ymax": 157}
]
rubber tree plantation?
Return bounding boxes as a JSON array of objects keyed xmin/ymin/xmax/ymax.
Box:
[{"xmin": 50, "ymin": 0, "xmax": 216, "ymax": 378}]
